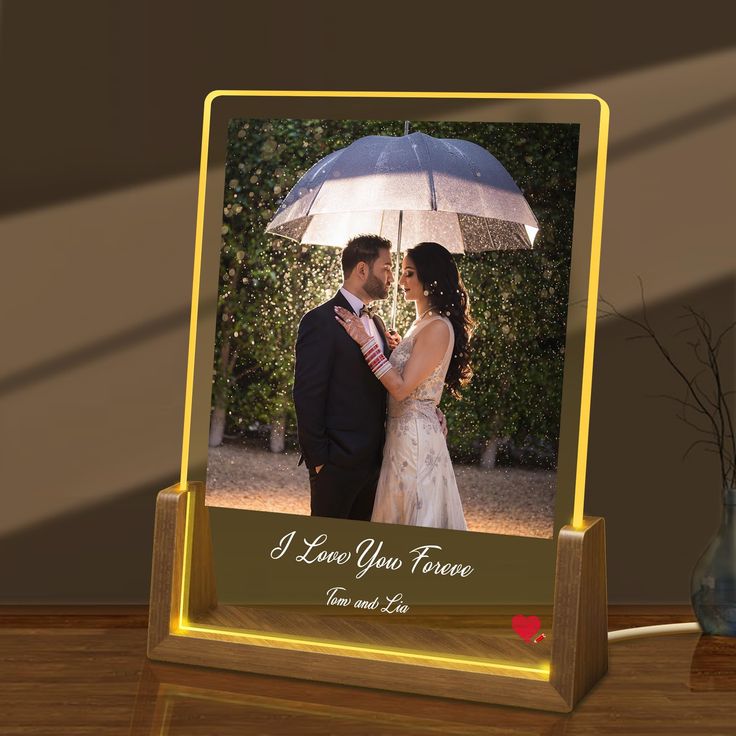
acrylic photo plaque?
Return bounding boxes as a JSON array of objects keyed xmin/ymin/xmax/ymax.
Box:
[{"xmin": 148, "ymin": 91, "xmax": 610, "ymax": 712}]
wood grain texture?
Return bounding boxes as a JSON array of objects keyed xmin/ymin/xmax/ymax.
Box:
[
  {"xmin": 151, "ymin": 632, "xmax": 568, "ymax": 710},
  {"xmin": 147, "ymin": 482, "xmax": 216, "ymax": 655},
  {"xmin": 147, "ymin": 485, "xmax": 187, "ymax": 652},
  {"xmin": 188, "ymin": 482, "xmax": 217, "ymax": 617},
  {"xmin": 147, "ymin": 484, "xmax": 608, "ymax": 711},
  {"xmin": 0, "ymin": 604, "xmax": 694, "ymax": 629},
  {"xmin": 550, "ymin": 516, "xmax": 608, "ymax": 707},
  {"xmin": 202, "ymin": 604, "xmax": 552, "ymax": 666},
  {"xmin": 0, "ymin": 605, "xmax": 149, "ymax": 628},
  {"xmin": 3, "ymin": 609, "xmax": 728, "ymax": 734},
  {"xmin": 0, "ymin": 604, "xmax": 692, "ymax": 630}
]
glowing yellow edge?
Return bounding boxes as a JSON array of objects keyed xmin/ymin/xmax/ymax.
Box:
[
  {"xmin": 572, "ymin": 98, "xmax": 609, "ymax": 528},
  {"xmin": 178, "ymin": 620, "xmax": 550, "ymax": 678},
  {"xmin": 179, "ymin": 87, "xmax": 215, "ymax": 488},
  {"xmin": 176, "ymin": 89, "xmax": 608, "ymax": 677},
  {"xmin": 177, "ymin": 490, "xmax": 192, "ymax": 625}
]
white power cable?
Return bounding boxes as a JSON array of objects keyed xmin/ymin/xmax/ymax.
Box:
[{"xmin": 607, "ymin": 621, "xmax": 701, "ymax": 642}]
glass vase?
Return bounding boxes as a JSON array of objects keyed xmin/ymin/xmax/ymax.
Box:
[{"xmin": 691, "ymin": 488, "xmax": 736, "ymax": 636}]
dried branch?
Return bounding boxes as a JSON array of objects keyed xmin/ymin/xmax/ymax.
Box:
[
  {"xmin": 689, "ymin": 305, "xmax": 735, "ymax": 486},
  {"xmin": 599, "ymin": 280, "xmax": 735, "ymax": 488},
  {"xmin": 684, "ymin": 338, "xmax": 711, "ymax": 368},
  {"xmin": 648, "ymin": 391, "xmax": 706, "ymax": 411},
  {"xmin": 714, "ymin": 321, "xmax": 736, "ymax": 355},
  {"xmin": 683, "ymin": 438, "xmax": 723, "ymax": 461},
  {"xmin": 691, "ymin": 371, "xmax": 721, "ymax": 413},
  {"xmin": 675, "ymin": 410, "xmax": 716, "ymax": 436}
]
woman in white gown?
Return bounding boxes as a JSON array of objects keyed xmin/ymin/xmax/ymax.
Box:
[{"xmin": 335, "ymin": 242, "xmax": 474, "ymax": 530}]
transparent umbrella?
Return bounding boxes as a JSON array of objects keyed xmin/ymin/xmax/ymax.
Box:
[{"xmin": 266, "ymin": 128, "xmax": 539, "ymax": 327}]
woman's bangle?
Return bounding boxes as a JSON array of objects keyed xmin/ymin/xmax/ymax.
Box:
[{"xmin": 360, "ymin": 337, "xmax": 393, "ymax": 379}]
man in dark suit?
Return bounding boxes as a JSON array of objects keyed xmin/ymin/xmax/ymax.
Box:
[{"xmin": 293, "ymin": 234, "xmax": 395, "ymax": 520}]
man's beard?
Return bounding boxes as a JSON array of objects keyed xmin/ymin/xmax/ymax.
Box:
[{"xmin": 364, "ymin": 272, "xmax": 389, "ymax": 300}]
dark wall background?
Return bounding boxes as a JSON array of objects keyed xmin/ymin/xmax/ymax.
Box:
[{"xmin": 0, "ymin": 1, "xmax": 733, "ymax": 603}]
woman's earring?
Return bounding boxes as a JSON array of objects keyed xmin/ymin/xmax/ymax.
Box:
[{"xmin": 423, "ymin": 290, "xmax": 429, "ymax": 296}]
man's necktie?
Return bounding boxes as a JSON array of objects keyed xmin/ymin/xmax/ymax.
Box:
[{"xmin": 359, "ymin": 305, "xmax": 375, "ymax": 318}]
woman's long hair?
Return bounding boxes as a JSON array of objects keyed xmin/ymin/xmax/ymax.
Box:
[{"xmin": 406, "ymin": 242, "xmax": 475, "ymax": 399}]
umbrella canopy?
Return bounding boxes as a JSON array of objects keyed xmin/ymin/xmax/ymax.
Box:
[{"xmin": 265, "ymin": 131, "xmax": 539, "ymax": 253}]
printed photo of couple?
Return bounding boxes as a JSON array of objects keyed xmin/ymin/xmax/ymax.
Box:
[{"xmin": 204, "ymin": 118, "xmax": 580, "ymax": 539}]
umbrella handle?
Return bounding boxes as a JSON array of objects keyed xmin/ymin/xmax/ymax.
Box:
[
  {"xmin": 390, "ymin": 211, "xmax": 404, "ymax": 330},
  {"xmin": 390, "ymin": 273, "xmax": 400, "ymax": 330}
]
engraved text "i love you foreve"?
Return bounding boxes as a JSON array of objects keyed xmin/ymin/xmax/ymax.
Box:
[{"xmin": 270, "ymin": 531, "xmax": 475, "ymax": 580}]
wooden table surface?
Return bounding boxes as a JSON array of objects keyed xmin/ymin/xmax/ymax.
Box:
[{"xmin": 2, "ymin": 606, "xmax": 735, "ymax": 735}]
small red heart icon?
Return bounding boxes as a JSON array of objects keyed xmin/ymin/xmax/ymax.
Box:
[{"xmin": 512, "ymin": 614, "xmax": 541, "ymax": 642}]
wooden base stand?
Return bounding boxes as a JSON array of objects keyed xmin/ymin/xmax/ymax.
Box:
[{"xmin": 148, "ymin": 483, "xmax": 607, "ymax": 712}]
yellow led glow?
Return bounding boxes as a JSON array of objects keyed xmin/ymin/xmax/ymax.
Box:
[
  {"xmin": 176, "ymin": 487, "xmax": 194, "ymax": 627},
  {"xmin": 180, "ymin": 90, "xmax": 609, "ymax": 524},
  {"xmin": 173, "ymin": 485, "xmax": 550, "ymax": 680},
  {"xmin": 176, "ymin": 90, "xmax": 609, "ymax": 675},
  {"xmin": 178, "ymin": 619, "xmax": 550, "ymax": 679},
  {"xmin": 572, "ymin": 97, "xmax": 610, "ymax": 528}
]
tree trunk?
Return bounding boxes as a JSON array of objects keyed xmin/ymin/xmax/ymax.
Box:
[
  {"xmin": 269, "ymin": 414, "xmax": 286, "ymax": 453},
  {"xmin": 209, "ymin": 328, "xmax": 233, "ymax": 448},
  {"xmin": 209, "ymin": 404, "xmax": 227, "ymax": 447},
  {"xmin": 481, "ymin": 436, "xmax": 500, "ymax": 469}
]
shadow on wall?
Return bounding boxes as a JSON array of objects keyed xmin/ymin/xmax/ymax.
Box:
[
  {"xmin": 586, "ymin": 274, "xmax": 735, "ymax": 603},
  {"xmin": 1, "ymin": 277, "xmax": 731, "ymax": 605},
  {"xmin": 1, "ymin": 2, "xmax": 735, "ymax": 217},
  {"xmin": 0, "ymin": 475, "xmax": 172, "ymax": 603}
]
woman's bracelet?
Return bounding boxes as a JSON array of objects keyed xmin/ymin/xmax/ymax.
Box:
[{"xmin": 360, "ymin": 337, "xmax": 393, "ymax": 379}]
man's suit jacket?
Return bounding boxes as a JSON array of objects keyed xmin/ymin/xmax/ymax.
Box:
[{"xmin": 293, "ymin": 291, "xmax": 391, "ymax": 471}]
